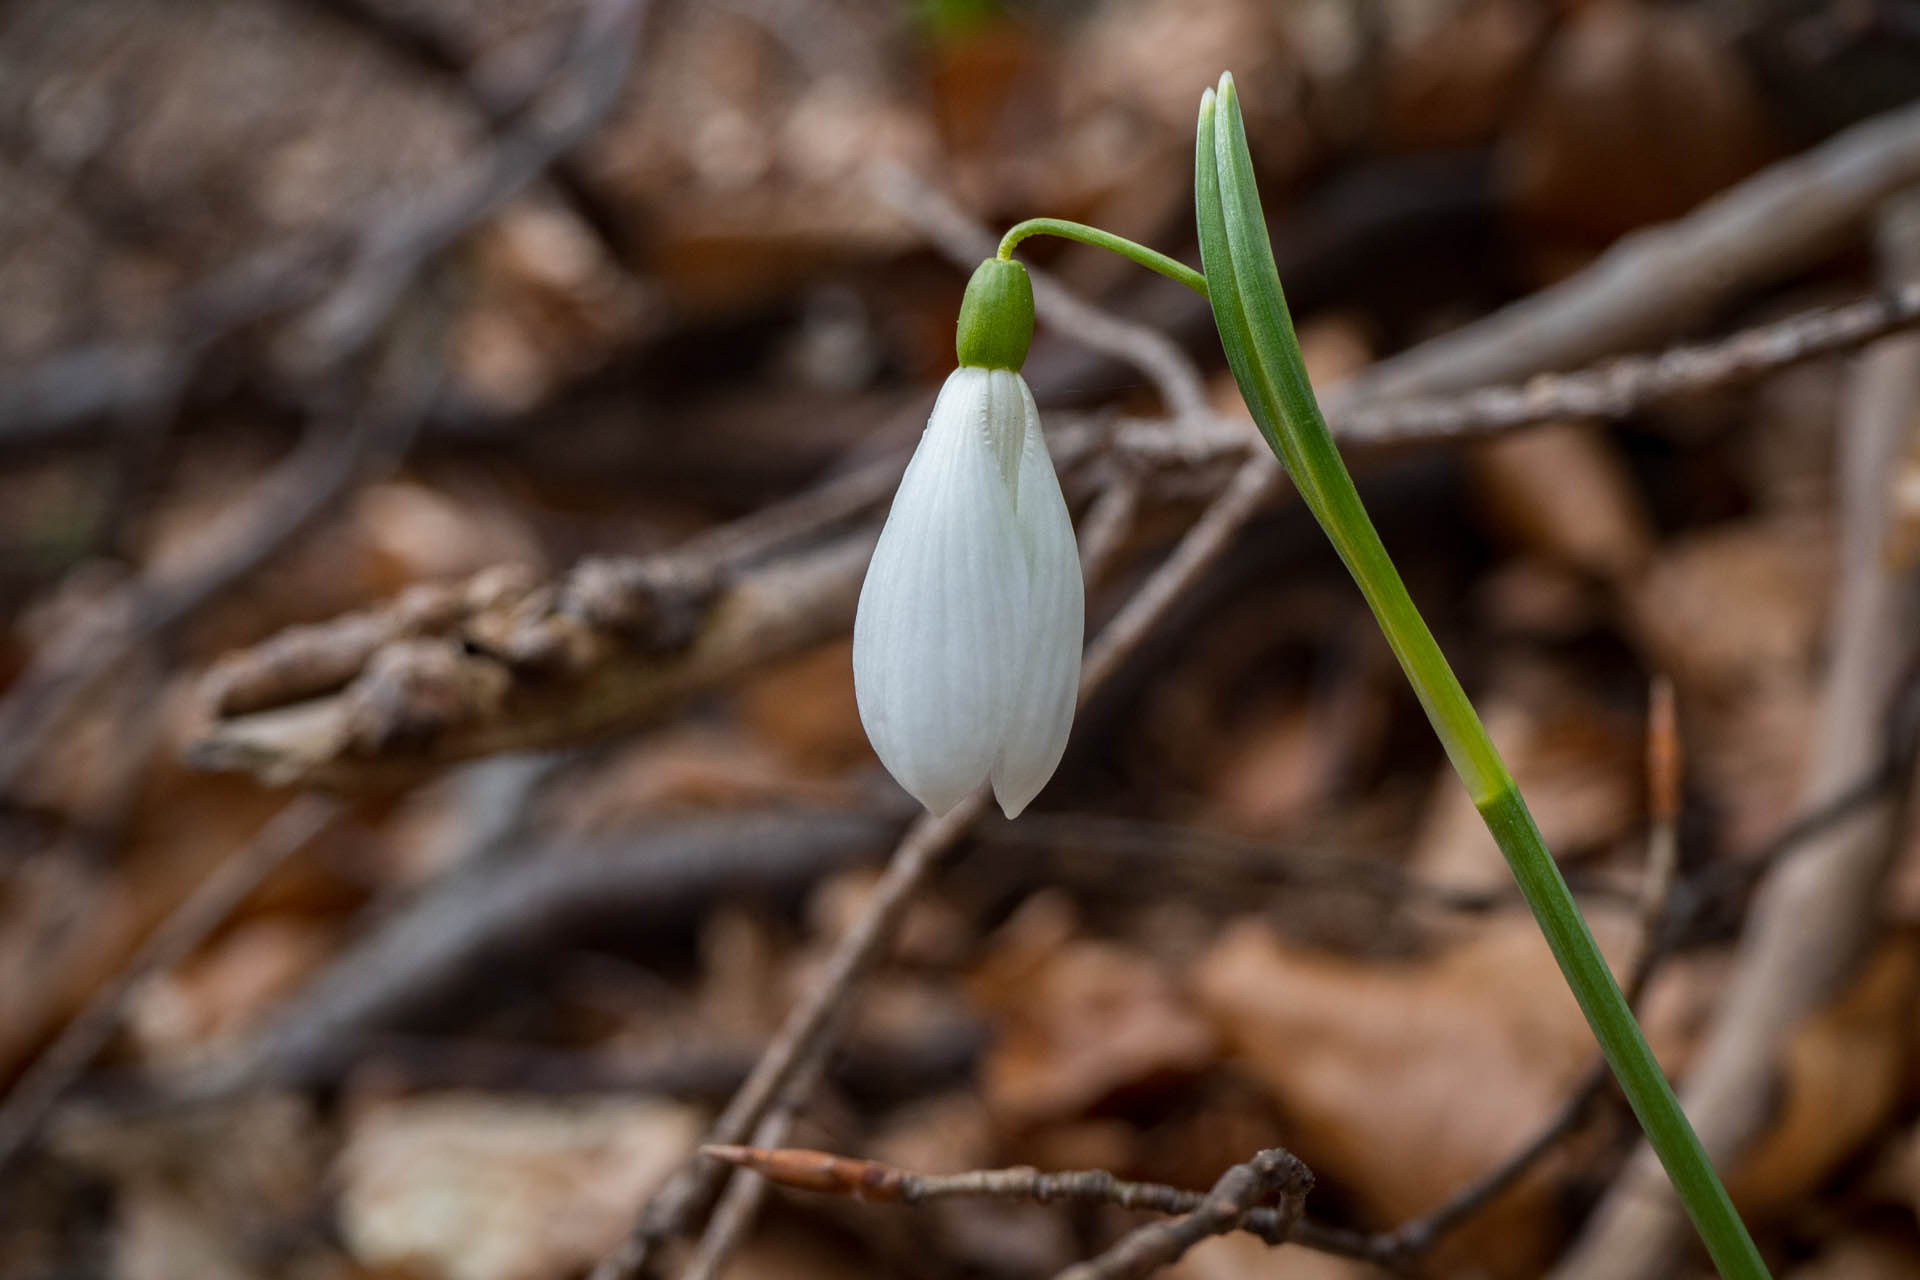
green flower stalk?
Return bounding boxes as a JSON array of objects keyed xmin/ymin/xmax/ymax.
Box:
[{"xmin": 1193, "ymin": 72, "xmax": 1768, "ymax": 1280}]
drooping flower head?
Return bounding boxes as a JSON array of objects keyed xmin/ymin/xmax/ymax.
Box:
[{"xmin": 852, "ymin": 259, "xmax": 1083, "ymax": 818}]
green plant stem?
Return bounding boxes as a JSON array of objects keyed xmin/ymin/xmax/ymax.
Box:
[
  {"xmin": 1195, "ymin": 74, "xmax": 1767, "ymax": 1280},
  {"xmin": 997, "ymin": 218, "xmax": 1209, "ymax": 298}
]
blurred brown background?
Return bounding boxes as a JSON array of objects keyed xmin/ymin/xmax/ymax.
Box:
[{"xmin": 4, "ymin": 1, "xmax": 1920, "ymax": 1278}]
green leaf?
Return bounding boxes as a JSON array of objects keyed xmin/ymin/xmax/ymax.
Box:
[{"xmin": 1192, "ymin": 70, "xmax": 1770, "ymax": 1280}]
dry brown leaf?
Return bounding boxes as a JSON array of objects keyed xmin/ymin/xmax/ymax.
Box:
[
  {"xmin": 450, "ymin": 200, "xmax": 657, "ymax": 415},
  {"xmin": 1043, "ymin": 0, "xmax": 1298, "ymax": 229},
  {"xmin": 0, "ymin": 754, "xmax": 302, "ymax": 1081},
  {"xmin": 809, "ymin": 866, "xmax": 972, "ymax": 970},
  {"xmin": 695, "ymin": 905, "xmax": 784, "ymax": 1044},
  {"xmin": 1193, "ymin": 913, "xmax": 1701, "ymax": 1277},
  {"xmin": 126, "ymin": 915, "xmax": 337, "ymax": 1058},
  {"xmin": 112, "ymin": 1186, "xmax": 276, "ymax": 1280},
  {"xmin": 970, "ymin": 894, "xmax": 1217, "ymax": 1125},
  {"xmin": 720, "ymin": 1232, "xmax": 883, "ymax": 1280},
  {"xmin": 1785, "ymin": 1236, "xmax": 1920, "ymax": 1280},
  {"xmin": 539, "ymin": 723, "xmax": 854, "ymax": 831},
  {"xmin": 335, "ymin": 1094, "xmax": 700, "ymax": 1280},
  {"xmin": 1727, "ymin": 938, "xmax": 1919, "ymax": 1217},
  {"xmin": 349, "ymin": 482, "xmax": 546, "ymax": 595},
  {"xmin": 1499, "ymin": 0, "xmax": 1776, "ymax": 244},
  {"xmin": 1298, "ymin": 314, "xmax": 1377, "ymax": 386},
  {"xmin": 1377, "ymin": 0, "xmax": 1544, "ymax": 149},
  {"xmin": 736, "ymin": 638, "xmax": 871, "ymax": 777},
  {"xmin": 52, "ymin": 1092, "xmax": 330, "ymax": 1280},
  {"xmin": 1469, "ymin": 421, "xmax": 1655, "ymax": 583},
  {"xmin": 1478, "ymin": 556, "xmax": 1609, "ymax": 640},
  {"xmin": 597, "ymin": 6, "xmax": 932, "ymax": 311},
  {"xmin": 1629, "ymin": 517, "xmax": 1830, "ymax": 693},
  {"xmin": 1207, "ymin": 703, "xmax": 1340, "ymax": 833},
  {"xmin": 1627, "ymin": 516, "xmax": 1829, "ymax": 850},
  {"xmin": 1133, "ymin": 583, "xmax": 1392, "ymax": 836},
  {"xmin": 1167, "ymin": 1236, "xmax": 1377, "ymax": 1280}
]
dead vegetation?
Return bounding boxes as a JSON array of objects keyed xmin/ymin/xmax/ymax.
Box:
[{"xmin": 3, "ymin": 2, "xmax": 1920, "ymax": 1279}]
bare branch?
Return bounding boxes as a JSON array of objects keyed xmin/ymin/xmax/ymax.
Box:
[
  {"xmin": 1335, "ymin": 283, "xmax": 1920, "ymax": 444},
  {"xmin": 700, "ymin": 1145, "xmax": 1318, "ymax": 1280},
  {"xmin": 681, "ymin": 1028, "xmax": 842, "ymax": 1280},
  {"xmin": 700, "ymin": 1144, "xmax": 1311, "ymax": 1241},
  {"xmin": 186, "ymin": 535, "xmax": 864, "ymax": 788},
  {"xmin": 1351, "ymin": 98, "xmax": 1920, "ymax": 401},
  {"xmin": 1080, "ymin": 454, "xmax": 1283, "ymax": 696},
  {"xmin": 1053, "ymin": 1148, "xmax": 1314, "ymax": 1280},
  {"xmin": 167, "ymin": 809, "xmax": 905, "ymax": 1100},
  {"xmin": 590, "ymin": 799, "xmax": 985, "ymax": 1280}
]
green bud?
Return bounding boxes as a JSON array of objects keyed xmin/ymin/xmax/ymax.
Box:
[{"xmin": 955, "ymin": 257, "xmax": 1034, "ymax": 371}]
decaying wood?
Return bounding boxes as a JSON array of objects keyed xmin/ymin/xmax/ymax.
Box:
[{"xmin": 186, "ymin": 533, "xmax": 870, "ymax": 788}]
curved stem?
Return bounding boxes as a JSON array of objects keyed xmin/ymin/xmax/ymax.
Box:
[{"xmin": 997, "ymin": 218, "xmax": 1209, "ymax": 298}]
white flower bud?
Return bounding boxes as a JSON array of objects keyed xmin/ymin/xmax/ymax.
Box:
[{"xmin": 852, "ymin": 366, "xmax": 1083, "ymax": 817}]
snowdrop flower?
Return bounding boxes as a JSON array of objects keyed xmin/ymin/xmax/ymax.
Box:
[{"xmin": 853, "ymin": 258, "xmax": 1083, "ymax": 818}]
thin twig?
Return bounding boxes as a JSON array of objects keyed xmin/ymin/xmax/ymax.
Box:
[
  {"xmin": 1099, "ymin": 285, "xmax": 1920, "ymax": 465},
  {"xmin": 683, "ymin": 1115, "xmax": 794, "ymax": 1280},
  {"xmin": 704, "ymin": 1143, "xmax": 1341, "ymax": 1276},
  {"xmin": 1073, "ymin": 473, "xmax": 1144, "ymax": 582},
  {"xmin": 589, "ymin": 798, "xmax": 984, "ymax": 1280},
  {"xmin": 0, "ymin": 795, "xmax": 340, "ymax": 1173},
  {"xmin": 1353, "ymin": 98, "xmax": 1920, "ymax": 402},
  {"xmin": 700, "ymin": 1145, "xmax": 1313, "ymax": 1243},
  {"xmin": 1336, "ymin": 283, "xmax": 1920, "ymax": 443},
  {"xmin": 681, "ymin": 1028, "xmax": 841, "ymax": 1280},
  {"xmin": 1051, "ymin": 1148, "xmax": 1314, "ymax": 1280},
  {"xmin": 1079, "ymin": 454, "xmax": 1283, "ymax": 697}
]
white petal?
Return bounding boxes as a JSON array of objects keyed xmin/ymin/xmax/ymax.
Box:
[
  {"xmin": 990, "ymin": 375, "xmax": 1083, "ymax": 818},
  {"xmin": 853, "ymin": 368, "xmax": 1029, "ymax": 814}
]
